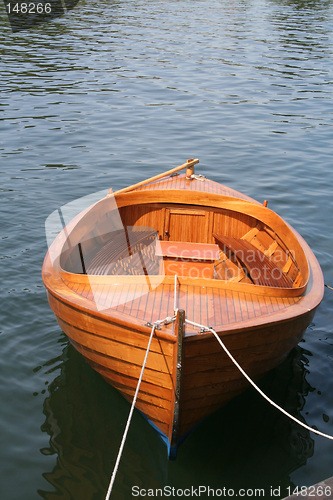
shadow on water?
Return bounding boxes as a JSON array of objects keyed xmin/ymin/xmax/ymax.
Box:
[
  {"xmin": 269, "ymin": 0, "xmax": 332, "ymax": 9},
  {"xmin": 3, "ymin": 0, "xmax": 83, "ymax": 33},
  {"xmin": 38, "ymin": 333, "xmax": 316, "ymax": 499},
  {"xmin": 167, "ymin": 343, "xmax": 315, "ymax": 498}
]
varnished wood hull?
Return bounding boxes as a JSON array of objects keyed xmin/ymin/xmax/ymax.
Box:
[
  {"xmin": 47, "ymin": 290, "xmax": 178, "ymax": 442},
  {"xmin": 178, "ymin": 310, "xmax": 314, "ymax": 438},
  {"xmin": 45, "ymin": 286, "xmax": 316, "ymax": 454},
  {"xmin": 42, "ymin": 159, "xmax": 324, "ymax": 457}
]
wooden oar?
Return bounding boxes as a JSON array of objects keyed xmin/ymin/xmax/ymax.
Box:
[{"xmin": 113, "ymin": 158, "xmax": 199, "ymax": 195}]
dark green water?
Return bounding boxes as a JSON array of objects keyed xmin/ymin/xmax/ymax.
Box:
[{"xmin": 1, "ymin": 0, "xmax": 333, "ymax": 498}]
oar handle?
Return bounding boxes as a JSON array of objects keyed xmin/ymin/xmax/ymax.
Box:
[{"xmin": 113, "ymin": 158, "xmax": 199, "ymax": 195}]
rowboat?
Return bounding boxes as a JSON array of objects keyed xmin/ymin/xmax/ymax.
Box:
[{"xmin": 42, "ymin": 158, "xmax": 324, "ymax": 458}]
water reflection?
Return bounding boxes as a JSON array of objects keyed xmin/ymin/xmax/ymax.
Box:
[
  {"xmin": 270, "ymin": 0, "xmax": 332, "ymax": 10},
  {"xmin": 37, "ymin": 337, "xmax": 166, "ymax": 499},
  {"xmin": 3, "ymin": 0, "xmax": 83, "ymax": 33},
  {"xmin": 64, "ymin": 0, "xmax": 81, "ymax": 11},
  {"xmin": 38, "ymin": 338, "xmax": 315, "ymax": 497},
  {"xmin": 168, "ymin": 345, "xmax": 315, "ymax": 494}
]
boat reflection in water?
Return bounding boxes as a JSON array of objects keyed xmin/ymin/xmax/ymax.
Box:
[{"xmin": 37, "ymin": 340, "xmax": 314, "ymax": 498}]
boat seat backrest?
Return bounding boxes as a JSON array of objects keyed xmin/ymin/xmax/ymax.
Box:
[{"xmin": 213, "ymin": 234, "xmax": 293, "ymax": 288}]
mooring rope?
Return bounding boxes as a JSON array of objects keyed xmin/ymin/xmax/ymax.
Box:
[
  {"xmin": 105, "ymin": 312, "xmax": 178, "ymax": 499},
  {"xmin": 325, "ymin": 284, "xmax": 333, "ymax": 291},
  {"xmin": 185, "ymin": 318, "xmax": 333, "ymax": 442},
  {"xmin": 105, "ymin": 323, "xmax": 157, "ymax": 500},
  {"xmin": 174, "ymin": 274, "xmax": 178, "ymax": 313}
]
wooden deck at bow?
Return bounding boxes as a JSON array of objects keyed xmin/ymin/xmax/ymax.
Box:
[{"xmin": 62, "ymin": 275, "xmax": 303, "ymax": 330}]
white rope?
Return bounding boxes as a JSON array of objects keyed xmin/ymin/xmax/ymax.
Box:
[
  {"xmin": 185, "ymin": 318, "xmax": 333, "ymax": 442},
  {"xmin": 105, "ymin": 323, "xmax": 157, "ymax": 500},
  {"xmin": 174, "ymin": 274, "xmax": 178, "ymax": 313}
]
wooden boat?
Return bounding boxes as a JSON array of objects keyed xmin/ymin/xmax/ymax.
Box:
[{"xmin": 42, "ymin": 158, "xmax": 324, "ymax": 458}]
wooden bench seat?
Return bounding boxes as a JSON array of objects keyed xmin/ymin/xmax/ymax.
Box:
[
  {"xmin": 213, "ymin": 233, "xmax": 293, "ymax": 288},
  {"xmin": 156, "ymin": 241, "xmax": 220, "ymax": 278}
]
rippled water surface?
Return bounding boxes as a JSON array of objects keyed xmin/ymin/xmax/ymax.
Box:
[{"xmin": 1, "ymin": 1, "xmax": 333, "ymax": 499}]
